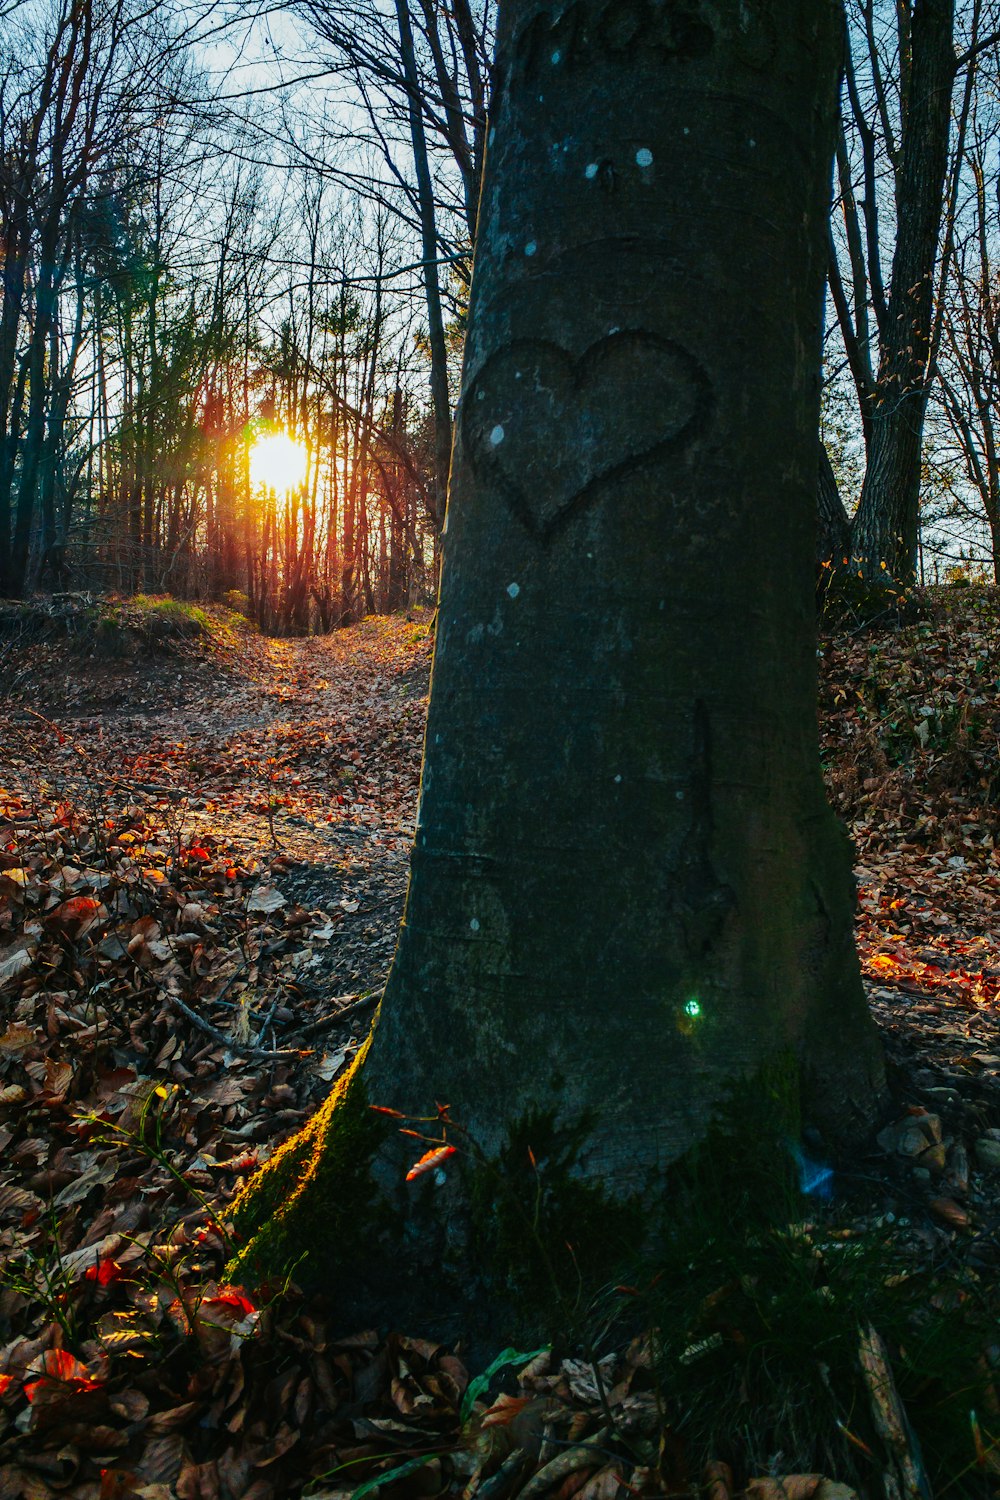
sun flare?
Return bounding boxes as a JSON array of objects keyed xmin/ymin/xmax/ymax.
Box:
[{"xmin": 249, "ymin": 432, "xmax": 308, "ymax": 494}]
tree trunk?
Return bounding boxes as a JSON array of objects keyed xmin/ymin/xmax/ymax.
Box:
[
  {"xmin": 0, "ymin": 229, "xmax": 29, "ymax": 598},
  {"xmin": 395, "ymin": 0, "xmax": 453, "ymax": 531},
  {"xmin": 990, "ymin": 514, "xmax": 1000, "ymax": 587},
  {"xmin": 849, "ymin": 0, "xmax": 955, "ymax": 587},
  {"xmin": 232, "ymin": 0, "xmax": 884, "ymax": 1334},
  {"xmin": 817, "ymin": 443, "xmax": 851, "ymax": 568}
]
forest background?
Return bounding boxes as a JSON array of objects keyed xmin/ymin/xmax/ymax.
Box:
[{"xmin": 6, "ymin": 0, "xmax": 1000, "ymax": 628}]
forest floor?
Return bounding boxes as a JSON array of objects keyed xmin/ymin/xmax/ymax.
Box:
[{"xmin": 1, "ymin": 589, "xmax": 1000, "ymax": 1499}]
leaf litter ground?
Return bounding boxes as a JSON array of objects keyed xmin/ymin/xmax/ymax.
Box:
[{"xmin": 1, "ymin": 591, "xmax": 1000, "ymax": 1498}]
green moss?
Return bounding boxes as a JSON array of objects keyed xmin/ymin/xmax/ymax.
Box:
[
  {"xmin": 134, "ymin": 594, "xmax": 209, "ymax": 636},
  {"xmin": 224, "ymin": 1053, "xmax": 819, "ymax": 1350},
  {"xmin": 228, "ymin": 1074, "xmax": 650, "ymax": 1340},
  {"xmin": 222, "ymin": 589, "xmax": 251, "ymax": 618},
  {"xmin": 90, "ymin": 614, "xmax": 131, "ymax": 658},
  {"xmin": 226, "ymin": 1054, "xmax": 807, "ymax": 1337},
  {"xmin": 227, "ymin": 1041, "xmax": 391, "ymax": 1289}
]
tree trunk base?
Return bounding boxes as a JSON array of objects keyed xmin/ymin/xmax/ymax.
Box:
[
  {"xmin": 819, "ymin": 567, "xmax": 927, "ymax": 630},
  {"xmin": 228, "ymin": 1034, "xmax": 885, "ymax": 1346}
]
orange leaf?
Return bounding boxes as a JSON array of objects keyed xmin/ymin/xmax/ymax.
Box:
[
  {"xmin": 100, "ymin": 1469, "xmax": 140, "ymax": 1500},
  {"xmin": 481, "ymin": 1393, "xmax": 533, "ymax": 1428},
  {"xmin": 405, "ymin": 1144, "xmax": 456, "ymax": 1181}
]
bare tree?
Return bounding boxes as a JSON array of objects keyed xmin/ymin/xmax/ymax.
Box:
[{"xmin": 826, "ymin": 0, "xmax": 1000, "ymax": 588}]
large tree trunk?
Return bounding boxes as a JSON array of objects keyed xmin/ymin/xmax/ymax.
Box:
[
  {"xmin": 232, "ymin": 0, "xmax": 884, "ymax": 1333},
  {"xmin": 849, "ymin": 0, "xmax": 956, "ymax": 587}
]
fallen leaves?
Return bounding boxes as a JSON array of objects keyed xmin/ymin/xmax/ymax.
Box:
[
  {"xmin": 24, "ymin": 1348, "xmax": 104, "ymax": 1403},
  {"xmin": 0, "ymin": 613, "xmax": 435, "ymax": 1498},
  {"xmin": 2, "ymin": 595, "xmax": 1000, "ymax": 1495},
  {"xmin": 245, "ymin": 887, "xmax": 286, "ymax": 916},
  {"xmin": 46, "ymin": 896, "xmax": 107, "ymax": 940}
]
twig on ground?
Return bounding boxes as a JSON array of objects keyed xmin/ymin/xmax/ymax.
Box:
[
  {"xmin": 162, "ymin": 988, "xmax": 308, "ymax": 1062},
  {"xmin": 293, "ymin": 991, "xmax": 380, "ymax": 1039}
]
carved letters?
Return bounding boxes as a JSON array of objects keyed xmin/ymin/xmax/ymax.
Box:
[{"xmin": 515, "ymin": 0, "xmax": 714, "ymax": 78}]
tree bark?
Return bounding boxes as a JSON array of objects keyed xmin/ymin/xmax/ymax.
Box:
[
  {"xmin": 395, "ymin": 0, "xmax": 454, "ymax": 530},
  {"xmin": 232, "ymin": 0, "xmax": 884, "ymax": 1333},
  {"xmin": 818, "ymin": 442, "xmax": 851, "ymax": 569},
  {"xmin": 848, "ymin": 0, "xmax": 956, "ymax": 587}
]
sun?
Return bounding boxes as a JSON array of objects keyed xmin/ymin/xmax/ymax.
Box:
[{"xmin": 249, "ymin": 432, "xmax": 308, "ymax": 494}]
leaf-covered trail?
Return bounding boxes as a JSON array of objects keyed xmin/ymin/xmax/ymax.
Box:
[
  {"xmin": 3, "ymin": 595, "xmax": 1000, "ymax": 1498},
  {"xmin": 5, "ymin": 609, "xmax": 433, "ymax": 1026},
  {"xmin": 0, "ymin": 611, "xmax": 438, "ymax": 1498}
]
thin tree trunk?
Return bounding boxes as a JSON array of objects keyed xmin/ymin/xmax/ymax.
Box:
[
  {"xmin": 395, "ymin": 0, "xmax": 453, "ymax": 530},
  {"xmin": 818, "ymin": 443, "xmax": 851, "ymax": 569}
]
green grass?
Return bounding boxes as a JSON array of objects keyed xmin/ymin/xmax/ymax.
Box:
[{"xmin": 133, "ymin": 594, "xmax": 209, "ymax": 636}]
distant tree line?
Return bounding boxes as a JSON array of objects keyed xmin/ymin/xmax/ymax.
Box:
[
  {"xmin": 825, "ymin": 0, "xmax": 1000, "ymax": 586},
  {"xmin": 0, "ymin": 0, "xmax": 443, "ymax": 628},
  {"xmin": 6, "ymin": 0, "xmax": 1000, "ymax": 625}
]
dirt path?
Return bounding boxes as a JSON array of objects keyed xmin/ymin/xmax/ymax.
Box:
[
  {"xmin": 4, "ymin": 611, "xmax": 433, "ymax": 1022},
  {"xmin": 0, "ymin": 614, "xmax": 436, "ymax": 1475}
]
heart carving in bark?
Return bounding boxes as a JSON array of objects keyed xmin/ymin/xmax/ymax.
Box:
[{"xmin": 464, "ymin": 330, "xmax": 710, "ymax": 538}]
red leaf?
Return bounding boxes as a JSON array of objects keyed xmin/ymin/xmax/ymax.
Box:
[
  {"xmin": 405, "ymin": 1144, "xmax": 456, "ymax": 1182},
  {"xmin": 84, "ymin": 1258, "xmax": 125, "ymax": 1287},
  {"xmin": 192, "ymin": 1218, "xmax": 230, "ymax": 1244},
  {"xmin": 24, "ymin": 1348, "xmax": 102, "ymax": 1401},
  {"xmin": 201, "ymin": 1286, "xmax": 255, "ymax": 1317},
  {"xmin": 47, "ymin": 895, "xmax": 105, "ymax": 937},
  {"xmin": 0, "ymin": 1373, "xmax": 15, "ymax": 1397},
  {"xmin": 39, "ymin": 1350, "xmax": 84, "ymax": 1380}
]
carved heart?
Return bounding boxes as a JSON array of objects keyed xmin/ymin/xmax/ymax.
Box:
[{"xmin": 464, "ymin": 330, "xmax": 709, "ymax": 538}]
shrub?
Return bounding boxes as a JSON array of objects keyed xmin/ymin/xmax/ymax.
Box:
[
  {"xmin": 133, "ymin": 595, "xmax": 209, "ymax": 638},
  {"xmin": 222, "ymin": 589, "xmax": 251, "ymax": 618}
]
